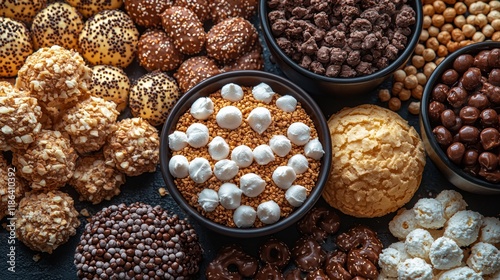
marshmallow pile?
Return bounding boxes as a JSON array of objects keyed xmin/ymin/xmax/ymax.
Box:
[
  {"xmin": 167, "ymin": 82, "xmax": 325, "ymax": 227},
  {"xmin": 379, "ymin": 190, "xmax": 500, "ymax": 280}
]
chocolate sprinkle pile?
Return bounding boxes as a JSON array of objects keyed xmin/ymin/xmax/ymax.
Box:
[{"xmin": 74, "ymin": 202, "xmax": 202, "ymax": 280}]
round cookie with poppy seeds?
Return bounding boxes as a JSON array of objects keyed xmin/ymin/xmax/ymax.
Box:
[
  {"xmin": 0, "ymin": 0, "xmax": 47, "ymax": 22},
  {"xmin": 90, "ymin": 65, "xmax": 130, "ymax": 112},
  {"xmin": 65, "ymin": 0, "xmax": 122, "ymax": 18},
  {"xmin": 0, "ymin": 17, "xmax": 33, "ymax": 78}
]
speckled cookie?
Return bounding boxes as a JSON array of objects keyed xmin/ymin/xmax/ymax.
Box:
[
  {"xmin": 0, "ymin": 17, "xmax": 33, "ymax": 78},
  {"xmin": 323, "ymin": 104, "xmax": 426, "ymax": 218},
  {"xmin": 0, "ymin": 0, "xmax": 47, "ymax": 22},
  {"xmin": 90, "ymin": 65, "xmax": 130, "ymax": 112},
  {"xmin": 65, "ymin": 0, "xmax": 123, "ymax": 18}
]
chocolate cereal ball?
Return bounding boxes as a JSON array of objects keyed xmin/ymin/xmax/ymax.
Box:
[
  {"xmin": 70, "ymin": 153, "xmax": 125, "ymax": 204},
  {"xmin": 129, "ymin": 72, "xmax": 181, "ymax": 126},
  {"xmin": 0, "ymin": 154, "xmax": 27, "ymax": 221},
  {"xmin": 174, "ymin": 56, "xmax": 222, "ymax": 93},
  {"xmin": 208, "ymin": 0, "xmax": 257, "ymax": 23},
  {"xmin": 66, "ymin": 0, "xmax": 123, "ymax": 18},
  {"xmin": 59, "ymin": 96, "xmax": 119, "ymax": 155},
  {"xmin": 175, "ymin": 0, "xmax": 210, "ymax": 23},
  {"xmin": 74, "ymin": 202, "xmax": 202, "ymax": 279},
  {"xmin": 103, "ymin": 117, "xmax": 160, "ymax": 176},
  {"xmin": 15, "ymin": 45, "xmax": 92, "ymax": 119},
  {"xmin": 78, "ymin": 9, "xmax": 139, "ymax": 68},
  {"xmin": 0, "ymin": 17, "xmax": 33, "ymax": 78},
  {"xmin": 90, "ymin": 65, "xmax": 130, "ymax": 112},
  {"xmin": 0, "ymin": 82, "xmax": 42, "ymax": 151},
  {"xmin": 31, "ymin": 2, "xmax": 84, "ymax": 50},
  {"xmin": 12, "ymin": 130, "xmax": 78, "ymax": 191},
  {"xmin": 15, "ymin": 191, "xmax": 80, "ymax": 254},
  {"xmin": 124, "ymin": 0, "xmax": 173, "ymax": 27},
  {"xmin": 137, "ymin": 29, "xmax": 184, "ymax": 72},
  {"xmin": 0, "ymin": 0, "xmax": 47, "ymax": 22}
]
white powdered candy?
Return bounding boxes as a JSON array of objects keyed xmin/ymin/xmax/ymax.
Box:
[
  {"xmin": 233, "ymin": 205, "xmax": 256, "ymax": 228},
  {"xmin": 429, "ymin": 237, "xmax": 463, "ymax": 270},
  {"xmin": 287, "ymin": 122, "xmax": 311, "ymax": 145},
  {"xmin": 218, "ymin": 183, "xmax": 242, "ymax": 209},
  {"xmin": 208, "ymin": 136, "xmax": 230, "ymax": 160},
  {"xmin": 269, "ymin": 135, "xmax": 291, "ymax": 157},
  {"xmin": 190, "ymin": 97, "xmax": 214, "ymax": 120},
  {"xmin": 186, "ymin": 123, "xmax": 209, "ymax": 148},
  {"xmin": 213, "ymin": 159, "xmax": 239, "ymax": 181},
  {"xmin": 168, "ymin": 131, "xmax": 188, "ymax": 151},
  {"xmin": 413, "ymin": 198, "xmax": 447, "ymax": 229},
  {"xmin": 272, "ymin": 166, "xmax": 296, "ymax": 189},
  {"xmin": 247, "ymin": 107, "xmax": 272, "ymax": 134},
  {"xmin": 257, "ymin": 200, "xmax": 280, "ymax": 224},
  {"xmin": 239, "ymin": 173, "xmax": 266, "ymax": 197},
  {"xmin": 253, "ymin": 144, "xmax": 275, "ymax": 165},
  {"xmin": 304, "ymin": 138, "xmax": 325, "ymax": 160},
  {"xmin": 231, "ymin": 145, "xmax": 254, "ymax": 167},
  {"xmin": 188, "ymin": 157, "xmax": 212, "ymax": 183},
  {"xmin": 285, "ymin": 185, "xmax": 307, "ymax": 207},
  {"xmin": 443, "ymin": 210, "xmax": 483, "ymax": 247},
  {"xmin": 216, "ymin": 105, "xmax": 242, "ymax": 129},
  {"xmin": 252, "ymin": 82, "xmax": 275, "ymax": 103},
  {"xmin": 276, "ymin": 95, "xmax": 297, "ymax": 112},
  {"xmin": 168, "ymin": 155, "xmax": 189, "ymax": 178},
  {"xmin": 221, "ymin": 83, "xmax": 244, "ymax": 101},
  {"xmin": 198, "ymin": 188, "xmax": 218, "ymax": 212},
  {"xmin": 287, "ymin": 154, "xmax": 309, "ymax": 174}
]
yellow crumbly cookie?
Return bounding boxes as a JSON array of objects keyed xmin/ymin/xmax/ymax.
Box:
[{"xmin": 323, "ymin": 104, "xmax": 425, "ymax": 218}]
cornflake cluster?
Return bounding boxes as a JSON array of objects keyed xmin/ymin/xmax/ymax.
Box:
[
  {"xmin": 168, "ymin": 82, "xmax": 324, "ymax": 228},
  {"xmin": 381, "ymin": 189, "xmax": 500, "ymax": 279}
]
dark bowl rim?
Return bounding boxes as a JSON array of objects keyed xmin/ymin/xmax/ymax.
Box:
[
  {"xmin": 420, "ymin": 41, "xmax": 500, "ymax": 191},
  {"xmin": 258, "ymin": 0, "xmax": 423, "ymax": 84},
  {"xmin": 159, "ymin": 70, "xmax": 332, "ymax": 238}
]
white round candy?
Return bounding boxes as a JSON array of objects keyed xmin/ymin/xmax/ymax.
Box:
[
  {"xmin": 239, "ymin": 173, "xmax": 266, "ymax": 197},
  {"xmin": 287, "ymin": 154, "xmax": 309, "ymax": 174},
  {"xmin": 247, "ymin": 107, "xmax": 272, "ymax": 134},
  {"xmin": 287, "ymin": 122, "xmax": 311, "ymax": 145},
  {"xmin": 216, "ymin": 106, "xmax": 242, "ymax": 129},
  {"xmin": 253, "ymin": 144, "xmax": 275, "ymax": 165},
  {"xmin": 218, "ymin": 183, "xmax": 242, "ymax": 210},
  {"xmin": 190, "ymin": 97, "xmax": 214, "ymax": 120},
  {"xmin": 269, "ymin": 135, "xmax": 291, "ymax": 157},
  {"xmin": 168, "ymin": 131, "xmax": 188, "ymax": 151},
  {"xmin": 276, "ymin": 95, "xmax": 297, "ymax": 112},
  {"xmin": 285, "ymin": 185, "xmax": 307, "ymax": 207},
  {"xmin": 257, "ymin": 200, "xmax": 281, "ymax": 224},
  {"xmin": 208, "ymin": 136, "xmax": 230, "ymax": 160},
  {"xmin": 221, "ymin": 83, "xmax": 244, "ymax": 101},
  {"xmin": 272, "ymin": 166, "xmax": 296, "ymax": 189},
  {"xmin": 186, "ymin": 123, "xmax": 209, "ymax": 148},
  {"xmin": 168, "ymin": 155, "xmax": 189, "ymax": 178},
  {"xmin": 231, "ymin": 145, "xmax": 254, "ymax": 168},
  {"xmin": 188, "ymin": 157, "xmax": 212, "ymax": 183},
  {"xmin": 304, "ymin": 138, "xmax": 325, "ymax": 160},
  {"xmin": 213, "ymin": 159, "xmax": 239, "ymax": 181},
  {"xmin": 198, "ymin": 188, "xmax": 218, "ymax": 212},
  {"xmin": 252, "ymin": 82, "xmax": 275, "ymax": 103},
  {"xmin": 233, "ymin": 205, "xmax": 256, "ymax": 228}
]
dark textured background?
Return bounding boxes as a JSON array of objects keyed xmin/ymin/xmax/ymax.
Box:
[{"xmin": 1, "ymin": 18, "xmax": 499, "ymax": 280}]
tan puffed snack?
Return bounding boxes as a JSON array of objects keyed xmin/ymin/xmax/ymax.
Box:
[{"xmin": 323, "ymin": 104, "xmax": 425, "ymax": 218}]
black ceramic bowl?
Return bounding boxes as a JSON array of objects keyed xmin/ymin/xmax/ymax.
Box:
[
  {"xmin": 420, "ymin": 41, "xmax": 500, "ymax": 195},
  {"xmin": 259, "ymin": 0, "xmax": 423, "ymax": 96},
  {"xmin": 160, "ymin": 70, "xmax": 332, "ymax": 237}
]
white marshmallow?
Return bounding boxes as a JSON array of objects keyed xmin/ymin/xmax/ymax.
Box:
[
  {"xmin": 218, "ymin": 183, "xmax": 242, "ymax": 209},
  {"xmin": 198, "ymin": 188, "xmax": 218, "ymax": 212},
  {"xmin": 168, "ymin": 131, "xmax": 188, "ymax": 151},
  {"xmin": 233, "ymin": 205, "xmax": 256, "ymax": 228},
  {"xmin": 239, "ymin": 173, "xmax": 266, "ymax": 197},
  {"xmin": 269, "ymin": 135, "xmax": 291, "ymax": 157},
  {"xmin": 253, "ymin": 144, "xmax": 275, "ymax": 165},
  {"xmin": 257, "ymin": 200, "xmax": 281, "ymax": 224},
  {"xmin": 216, "ymin": 106, "xmax": 242, "ymax": 129},
  {"xmin": 208, "ymin": 136, "xmax": 230, "ymax": 160},
  {"xmin": 252, "ymin": 82, "xmax": 275, "ymax": 103},
  {"xmin": 287, "ymin": 122, "xmax": 311, "ymax": 145},
  {"xmin": 272, "ymin": 166, "xmax": 296, "ymax": 189},
  {"xmin": 276, "ymin": 95, "xmax": 297, "ymax": 112},
  {"xmin": 231, "ymin": 145, "xmax": 254, "ymax": 168},
  {"xmin": 221, "ymin": 83, "xmax": 244, "ymax": 101},
  {"xmin": 285, "ymin": 185, "xmax": 307, "ymax": 207},
  {"xmin": 247, "ymin": 107, "xmax": 272, "ymax": 134},
  {"xmin": 213, "ymin": 159, "xmax": 239, "ymax": 181},
  {"xmin": 168, "ymin": 155, "xmax": 189, "ymax": 178},
  {"xmin": 287, "ymin": 154, "xmax": 309, "ymax": 174},
  {"xmin": 304, "ymin": 138, "xmax": 325, "ymax": 160},
  {"xmin": 188, "ymin": 157, "xmax": 212, "ymax": 183},
  {"xmin": 186, "ymin": 123, "xmax": 209, "ymax": 148},
  {"xmin": 190, "ymin": 97, "xmax": 214, "ymax": 120}
]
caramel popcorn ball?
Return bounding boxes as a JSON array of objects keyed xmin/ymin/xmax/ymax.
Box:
[
  {"xmin": 0, "ymin": 82, "xmax": 42, "ymax": 151},
  {"xmin": 0, "ymin": 154, "xmax": 27, "ymax": 220},
  {"xmin": 104, "ymin": 118, "xmax": 159, "ymax": 176},
  {"xmin": 15, "ymin": 191, "xmax": 80, "ymax": 254},
  {"xmin": 59, "ymin": 96, "xmax": 119, "ymax": 154},
  {"xmin": 15, "ymin": 45, "xmax": 92, "ymax": 119},
  {"xmin": 69, "ymin": 153, "xmax": 125, "ymax": 204},
  {"xmin": 12, "ymin": 130, "xmax": 78, "ymax": 191}
]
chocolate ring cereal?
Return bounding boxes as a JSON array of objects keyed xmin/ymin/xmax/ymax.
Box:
[
  {"xmin": 259, "ymin": 238, "xmax": 291, "ymax": 269},
  {"xmin": 297, "ymin": 207, "xmax": 340, "ymax": 242},
  {"xmin": 206, "ymin": 244, "xmax": 259, "ymax": 279},
  {"xmin": 291, "ymin": 236, "xmax": 326, "ymax": 272},
  {"xmin": 324, "ymin": 250, "xmax": 352, "ymax": 280},
  {"xmin": 254, "ymin": 263, "xmax": 284, "ymax": 280}
]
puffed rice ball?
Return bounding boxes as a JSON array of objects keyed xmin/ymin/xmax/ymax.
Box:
[
  {"xmin": 467, "ymin": 242, "xmax": 500, "ymax": 276},
  {"xmin": 435, "ymin": 189, "xmax": 468, "ymax": 220},
  {"xmin": 69, "ymin": 153, "xmax": 125, "ymax": 204},
  {"xmin": 437, "ymin": 266, "xmax": 482, "ymax": 280},
  {"xmin": 0, "ymin": 17, "xmax": 33, "ymax": 78},
  {"xmin": 429, "ymin": 237, "xmax": 463, "ymax": 270},
  {"xmin": 388, "ymin": 241, "xmax": 410, "ymax": 261},
  {"xmin": 59, "ymin": 96, "xmax": 119, "ymax": 154},
  {"xmin": 90, "ymin": 65, "xmax": 130, "ymax": 112},
  {"xmin": 66, "ymin": 0, "xmax": 123, "ymax": 18},
  {"xmin": 378, "ymin": 247, "xmax": 402, "ymax": 278},
  {"xmin": 15, "ymin": 191, "xmax": 80, "ymax": 254},
  {"xmin": 479, "ymin": 217, "xmax": 500, "ymax": 244},
  {"xmin": 397, "ymin": 257, "xmax": 433, "ymax": 280},
  {"xmin": 413, "ymin": 198, "xmax": 447, "ymax": 229},
  {"xmin": 444, "ymin": 210, "xmax": 483, "ymax": 247},
  {"xmin": 0, "ymin": 0, "xmax": 46, "ymax": 22},
  {"xmin": 405, "ymin": 228, "xmax": 434, "ymax": 261},
  {"xmin": 12, "ymin": 130, "xmax": 78, "ymax": 191},
  {"xmin": 103, "ymin": 117, "xmax": 159, "ymax": 176},
  {"xmin": 389, "ymin": 208, "xmax": 421, "ymax": 240}
]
